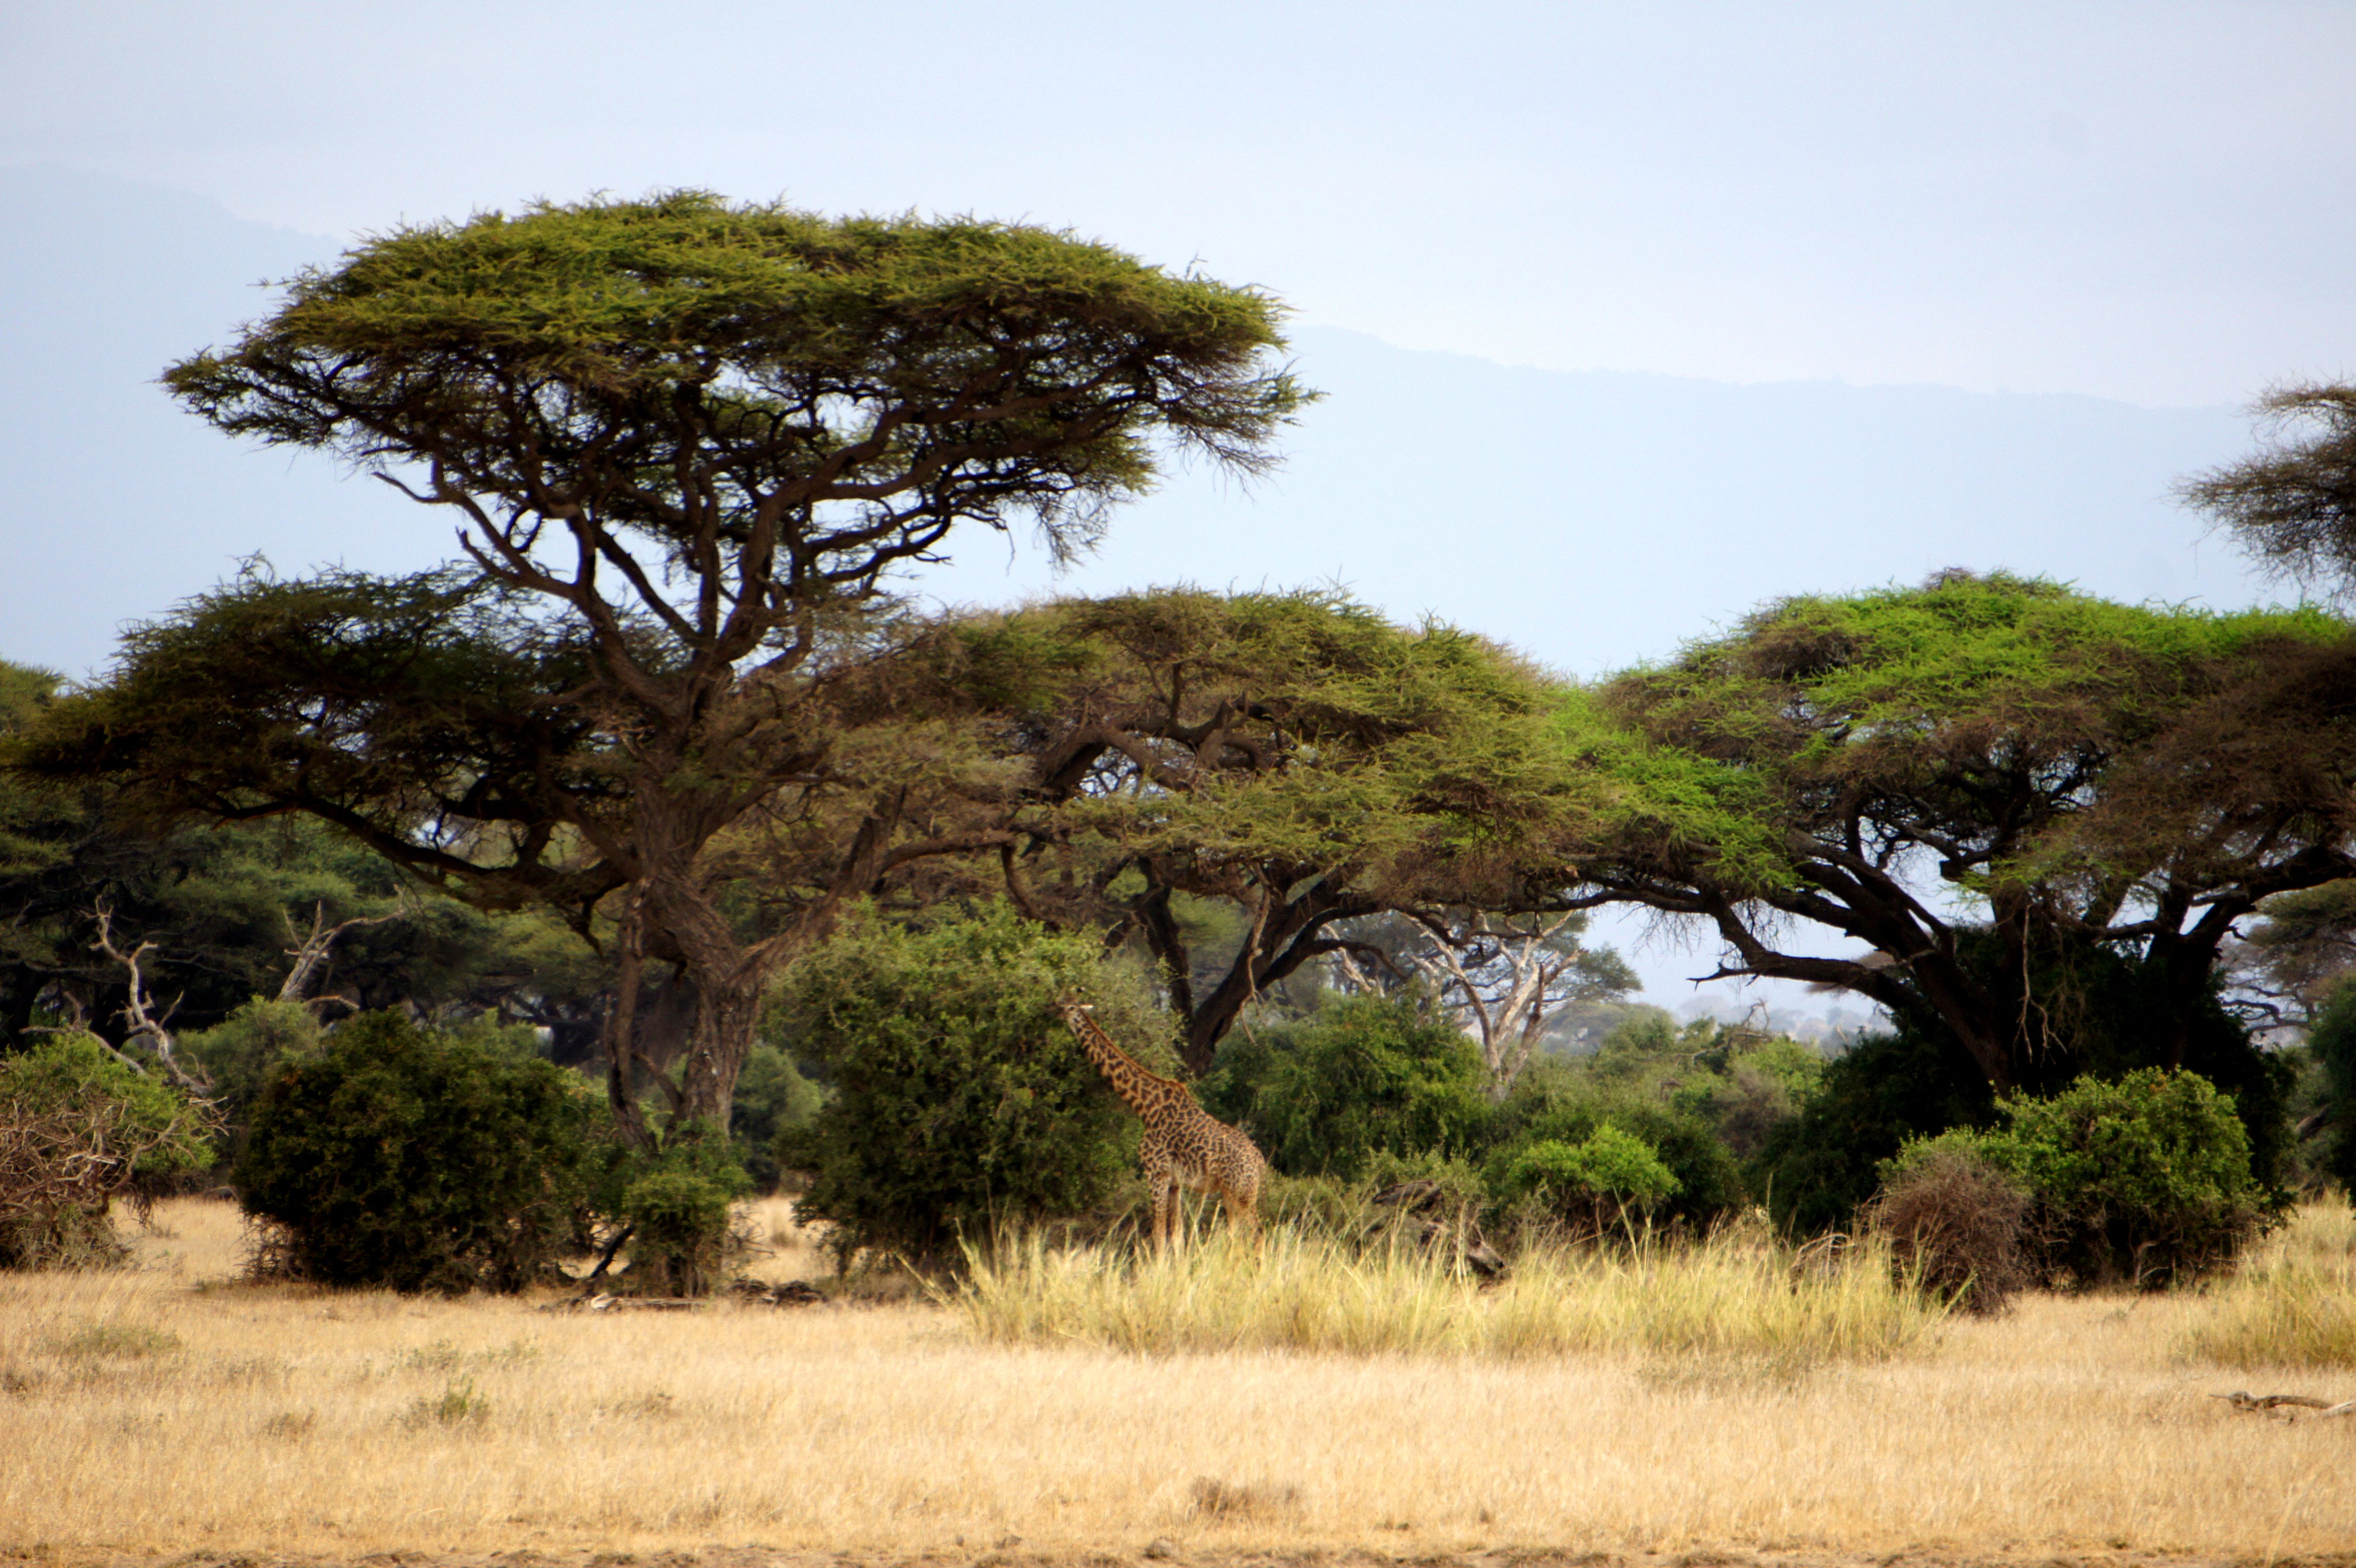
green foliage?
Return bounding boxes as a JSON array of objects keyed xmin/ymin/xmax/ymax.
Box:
[
  {"xmin": 1894, "ymin": 1068, "xmax": 2272, "ymax": 1287},
  {"xmin": 1581, "ymin": 1011, "xmax": 1827, "ymax": 1160},
  {"xmin": 180, "ymin": 997, "xmax": 324, "ymax": 1146},
  {"xmin": 920, "ymin": 589, "xmax": 1600, "ymax": 1071},
  {"xmin": 26, "ymin": 193, "xmax": 1307, "ymax": 1130},
  {"xmin": 1498, "ymin": 1125, "xmax": 1681, "ymax": 1214},
  {"xmin": 165, "ymin": 193, "xmax": 1304, "ymax": 505},
  {"xmin": 730, "ymin": 1042, "xmax": 826, "ymax": 1190},
  {"xmin": 1573, "ymin": 571, "xmax": 2356, "ymax": 1105},
  {"xmin": 619, "ymin": 1129, "xmax": 752, "ymax": 1297},
  {"xmin": 0, "ymin": 1033, "xmax": 212, "ymax": 1180},
  {"xmin": 2307, "ymin": 982, "xmax": 2356, "ymax": 1193},
  {"xmin": 1487, "ymin": 1058, "xmax": 1747, "ymax": 1228},
  {"xmin": 235, "ymin": 1011, "xmax": 602, "ymax": 1292},
  {"xmin": 776, "ymin": 903, "xmax": 1156, "ymax": 1264},
  {"xmin": 1199, "ymin": 994, "xmax": 1491, "ymax": 1181},
  {"xmin": 1755, "ymin": 939, "xmax": 2291, "ymax": 1238},
  {"xmin": 1754, "ymin": 1025, "xmax": 1998, "ymax": 1235},
  {"xmin": 0, "ymin": 1033, "xmax": 212, "ymax": 1268}
]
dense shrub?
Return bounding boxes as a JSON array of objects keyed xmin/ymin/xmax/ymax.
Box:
[
  {"xmin": 619, "ymin": 1129, "xmax": 753, "ymax": 1295},
  {"xmin": 181, "ymin": 996, "xmax": 324, "ymax": 1151},
  {"xmin": 1752, "ymin": 1025, "xmax": 1997, "ymax": 1235},
  {"xmin": 1865, "ymin": 1145, "xmax": 2032, "ymax": 1314},
  {"xmin": 776, "ymin": 903, "xmax": 1159, "ymax": 1265},
  {"xmin": 236, "ymin": 1010, "xmax": 602, "ymax": 1292},
  {"xmin": 2307, "ymin": 983, "xmax": 2356, "ymax": 1194},
  {"xmin": 1901, "ymin": 1068, "xmax": 2273, "ymax": 1288},
  {"xmin": 0, "ymin": 1033, "xmax": 212, "ymax": 1268},
  {"xmin": 1755, "ymin": 935, "xmax": 2293, "ymax": 1236},
  {"xmin": 1199, "ymin": 993, "xmax": 1491, "ymax": 1180},
  {"xmin": 1496, "ymin": 1124, "xmax": 1680, "ymax": 1235},
  {"xmin": 1487, "ymin": 1064, "xmax": 1746, "ymax": 1228},
  {"xmin": 729, "ymin": 1042, "xmax": 825, "ymax": 1190}
]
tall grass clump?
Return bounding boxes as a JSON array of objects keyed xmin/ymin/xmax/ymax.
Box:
[
  {"xmin": 2177, "ymin": 1202, "xmax": 2356, "ymax": 1370},
  {"xmin": 956, "ymin": 1216, "xmax": 1948, "ymax": 1366}
]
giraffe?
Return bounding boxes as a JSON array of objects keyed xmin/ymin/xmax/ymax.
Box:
[{"xmin": 1059, "ymin": 998, "xmax": 1266, "ymax": 1255}]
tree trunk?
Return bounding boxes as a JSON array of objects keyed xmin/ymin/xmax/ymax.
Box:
[{"xmin": 679, "ymin": 971, "xmax": 764, "ymax": 1129}]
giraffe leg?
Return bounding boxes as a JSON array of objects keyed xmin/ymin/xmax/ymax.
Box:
[{"xmin": 1151, "ymin": 1176, "xmax": 1176, "ymax": 1257}]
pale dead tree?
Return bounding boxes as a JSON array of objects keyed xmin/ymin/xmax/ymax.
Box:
[
  {"xmin": 88, "ymin": 904, "xmax": 210, "ymax": 1096},
  {"xmin": 1331, "ymin": 909, "xmax": 1636, "ymax": 1095},
  {"xmin": 277, "ymin": 896, "xmax": 409, "ymax": 1006}
]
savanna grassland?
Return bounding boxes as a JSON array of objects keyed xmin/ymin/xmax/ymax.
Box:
[{"xmin": 3, "ymin": 1198, "xmax": 2352, "ymax": 1567}]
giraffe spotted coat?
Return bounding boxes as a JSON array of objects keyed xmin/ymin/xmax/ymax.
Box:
[{"xmin": 1060, "ymin": 999, "xmax": 1266, "ymax": 1253}]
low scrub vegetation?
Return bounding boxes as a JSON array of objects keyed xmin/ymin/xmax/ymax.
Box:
[
  {"xmin": 0, "ymin": 1033, "xmax": 212, "ymax": 1268},
  {"xmin": 955, "ymin": 1216, "xmax": 1950, "ymax": 1365},
  {"xmin": 1890, "ymin": 1068, "xmax": 2274, "ymax": 1289},
  {"xmin": 1863, "ymin": 1145, "xmax": 2034, "ymax": 1315}
]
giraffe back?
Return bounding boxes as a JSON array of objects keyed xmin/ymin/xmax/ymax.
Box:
[{"xmin": 1059, "ymin": 1001, "xmax": 1267, "ymax": 1219}]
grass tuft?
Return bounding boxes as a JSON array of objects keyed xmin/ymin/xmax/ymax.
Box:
[
  {"xmin": 51, "ymin": 1321, "xmax": 182, "ymax": 1360},
  {"xmin": 405, "ymin": 1375, "xmax": 492, "ymax": 1428},
  {"xmin": 2177, "ymin": 1201, "xmax": 2356, "ymax": 1369},
  {"xmin": 954, "ymin": 1213, "xmax": 1949, "ymax": 1365},
  {"xmin": 1187, "ymin": 1475, "xmax": 1302, "ymax": 1520}
]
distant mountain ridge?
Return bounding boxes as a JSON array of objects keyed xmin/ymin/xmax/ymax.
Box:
[{"xmin": 2, "ymin": 164, "xmax": 2275, "ymax": 692}]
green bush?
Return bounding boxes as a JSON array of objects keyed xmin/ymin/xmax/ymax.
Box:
[
  {"xmin": 2307, "ymin": 983, "xmax": 2356, "ymax": 1194},
  {"xmin": 0, "ymin": 1033, "xmax": 212, "ymax": 1268},
  {"xmin": 1895, "ymin": 1068, "xmax": 2273, "ymax": 1287},
  {"xmin": 730, "ymin": 1042, "xmax": 825, "ymax": 1190},
  {"xmin": 619, "ymin": 1129, "xmax": 752, "ymax": 1296},
  {"xmin": 776, "ymin": 903, "xmax": 1157, "ymax": 1266},
  {"xmin": 235, "ymin": 1010, "xmax": 602, "ymax": 1292},
  {"xmin": 1755, "ymin": 937, "xmax": 2294, "ymax": 1237},
  {"xmin": 1197, "ymin": 993, "xmax": 1491, "ymax": 1181},
  {"xmin": 1501, "ymin": 1125, "xmax": 1680, "ymax": 1205},
  {"xmin": 1752, "ymin": 1024, "xmax": 1996, "ymax": 1235},
  {"xmin": 0, "ymin": 1033, "xmax": 213, "ymax": 1180},
  {"xmin": 181, "ymin": 997, "xmax": 325, "ymax": 1152},
  {"xmin": 1487, "ymin": 1064, "xmax": 1746, "ymax": 1228}
]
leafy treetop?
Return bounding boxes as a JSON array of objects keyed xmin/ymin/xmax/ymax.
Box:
[{"xmin": 1563, "ymin": 571, "xmax": 2356, "ymax": 1088}]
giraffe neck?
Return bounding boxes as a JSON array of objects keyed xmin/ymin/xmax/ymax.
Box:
[{"xmin": 1061, "ymin": 1004, "xmax": 1182, "ymax": 1119}]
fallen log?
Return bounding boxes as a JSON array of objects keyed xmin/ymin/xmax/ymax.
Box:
[{"xmin": 2213, "ymin": 1390, "xmax": 2355, "ymax": 1417}]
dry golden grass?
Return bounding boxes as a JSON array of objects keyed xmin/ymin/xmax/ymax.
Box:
[
  {"xmin": 2178, "ymin": 1198, "xmax": 2356, "ymax": 1370},
  {"xmin": 957, "ymin": 1221, "xmax": 1948, "ymax": 1364},
  {"xmin": 2, "ymin": 1197, "xmax": 2352, "ymax": 1561}
]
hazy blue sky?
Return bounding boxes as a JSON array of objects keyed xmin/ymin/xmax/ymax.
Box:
[
  {"xmin": 5, "ymin": 3, "xmax": 2350, "ymax": 1001},
  {"xmin": 6, "ymin": 1, "xmax": 2353, "ymax": 405}
]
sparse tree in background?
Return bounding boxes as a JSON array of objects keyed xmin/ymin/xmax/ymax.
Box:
[
  {"xmin": 2181, "ymin": 383, "xmax": 2356, "ymax": 600},
  {"xmin": 19, "ymin": 193, "xmax": 1303, "ymax": 1129},
  {"xmin": 2220, "ymin": 880, "xmax": 2356, "ymax": 1034},
  {"xmin": 1326, "ymin": 908, "xmax": 1637, "ymax": 1093}
]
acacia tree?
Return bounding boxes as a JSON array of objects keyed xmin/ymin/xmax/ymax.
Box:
[
  {"xmin": 1563, "ymin": 572, "xmax": 2356, "ymax": 1094},
  {"xmin": 1325, "ymin": 908, "xmax": 1637, "ymax": 1092},
  {"xmin": 2183, "ymin": 385, "xmax": 2356, "ymax": 1036},
  {"xmin": 2181, "ymin": 383, "xmax": 2356, "ymax": 599},
  {"xmin": 19, "ymin": 193, "xmax": 1302, "ymax": 1128},
  {"xmin": 875, "ymin": 589, "xmax": 1591, "ymax": 1074}
]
